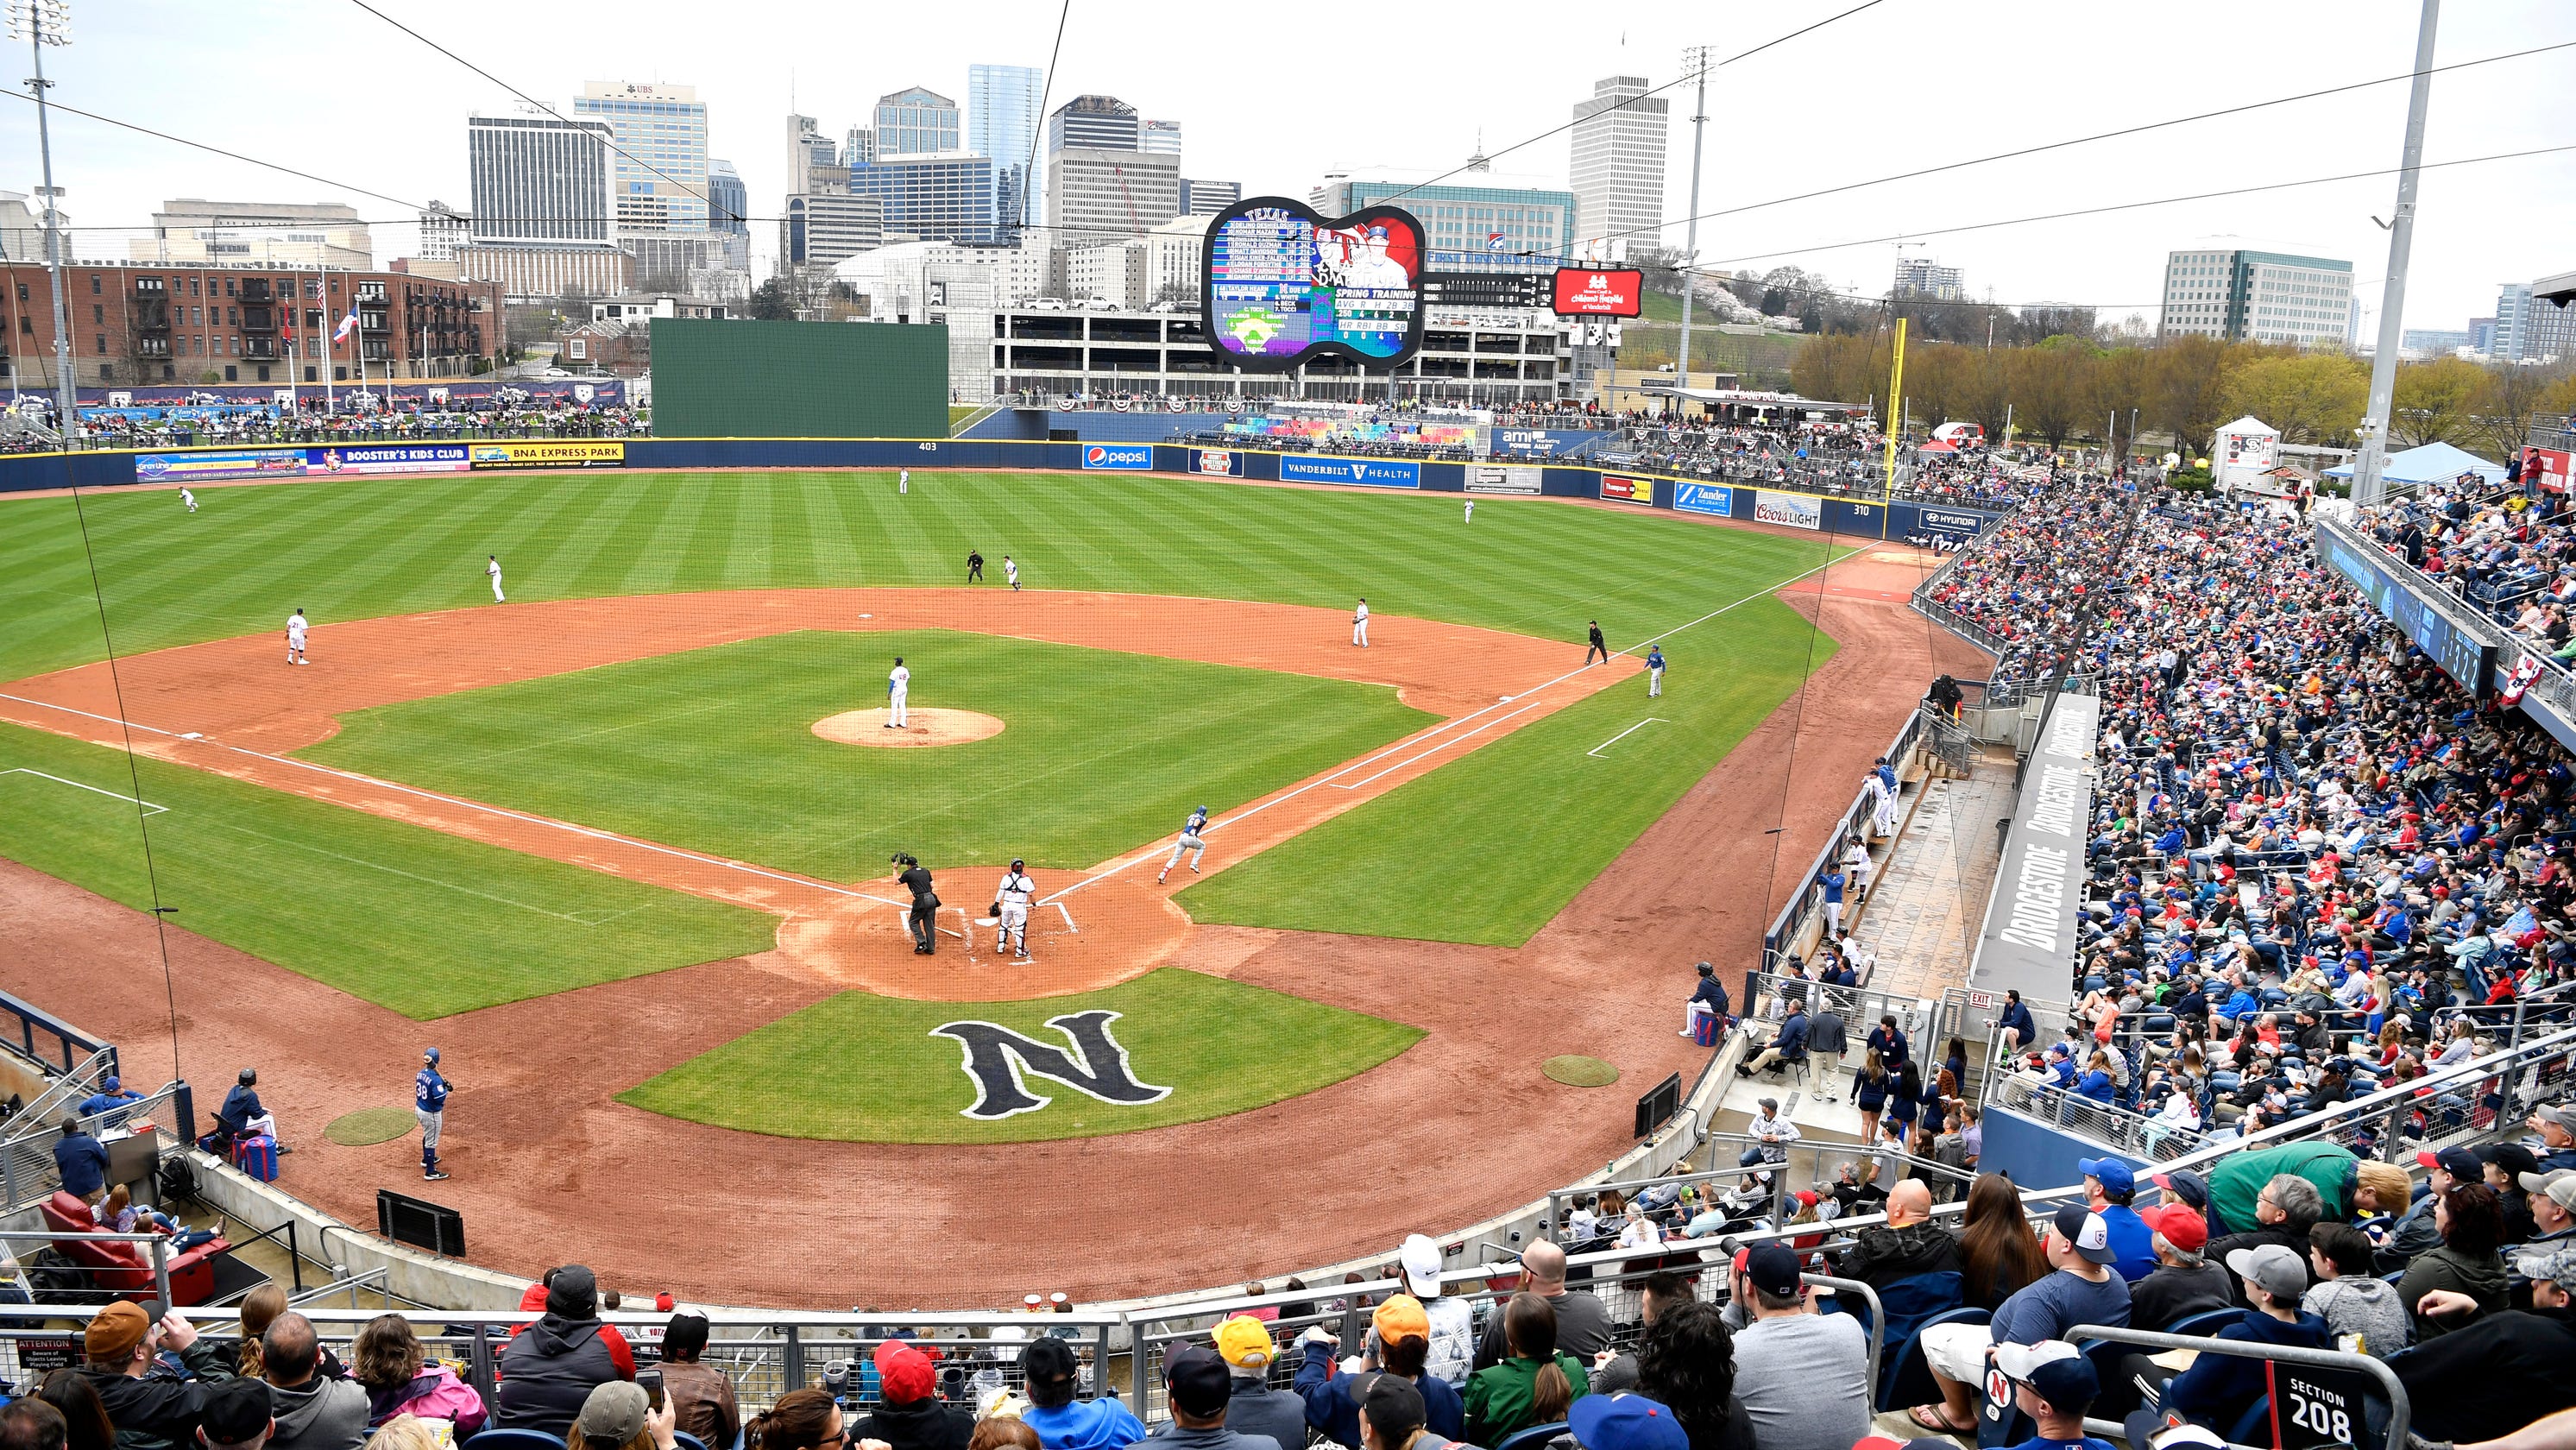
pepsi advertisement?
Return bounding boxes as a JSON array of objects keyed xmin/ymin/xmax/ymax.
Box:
[{"xmin": 1080, "ymin": 444, "xmax": 1154, "ymax": 471}]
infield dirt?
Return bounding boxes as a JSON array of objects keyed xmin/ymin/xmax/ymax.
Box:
[{"xmin": 0, "ymin": 559, "xmax": 1986, "ymax": 1306}]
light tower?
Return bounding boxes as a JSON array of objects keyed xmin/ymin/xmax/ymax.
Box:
[
  {"xmin": 1673, "ymin": 44, "xmax": 1715, "ymax": 397},
  {"xmin": 9, "ymin": 0, "xmax": 75, "ymax": 445}
]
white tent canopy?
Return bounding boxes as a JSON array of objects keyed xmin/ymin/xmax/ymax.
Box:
[{"xmin": 2322, "ymin": 440, "xmax": 2506, "ymax": 488}]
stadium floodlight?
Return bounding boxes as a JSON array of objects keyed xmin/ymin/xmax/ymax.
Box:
[
  {"xmin": 5, "ymin": 0, "xmax": 70, "ymax": 45},
  {"xmin": 1673, "ymin": 45, "xmax": 1717, "ymax": 394},
  {"xmin": 12, "ymin": 0, "xmax": 75, "ymax": 446}
]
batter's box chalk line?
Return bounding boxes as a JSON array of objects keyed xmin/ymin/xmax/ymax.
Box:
[
  {"xmin": 1, "ymin": 768, "xmax": 170, "ymax": 815},
  {"xmin": 1586, "ymin": 718, "xmax": 1669, "ymax": 758}
]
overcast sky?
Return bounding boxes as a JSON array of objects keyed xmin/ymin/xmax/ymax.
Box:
[{"xmin": 7, "ymin": 0, "xmax": 2569, "ymax": 334}]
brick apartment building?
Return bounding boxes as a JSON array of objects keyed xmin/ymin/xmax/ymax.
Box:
[{"xmin": 0, "ymin": 261, "xmax": 501, "ymax": 390}]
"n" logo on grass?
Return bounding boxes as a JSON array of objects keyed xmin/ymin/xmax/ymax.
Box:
[{"xmin": 930, "ymin": 1010, "xmax": 1173, "ymax": 1120}]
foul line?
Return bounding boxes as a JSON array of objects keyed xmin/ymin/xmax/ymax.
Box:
[
  {"xmin": 0, "ymin": 692, "xmax": 913, "ymax": 912},
  {"xmin": 0, "ymin": 768, "xmax": 169, "ymax": 816},
  {"xmin": 1040, "ymin": 547, "xmax": 1851, "ymax": 906},
  {"xmin": 1586, "ymin": 718, "xmax": 1670, "ymax": 758},
  {"xmin": 1327, "ymin": 701, "xmax": 1543, "ymax": 789}
]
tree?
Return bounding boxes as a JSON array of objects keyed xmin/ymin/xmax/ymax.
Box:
[
  {"xmin": 1789, "ymin": 331, "xmax": 1886, "ymax": 409},
  {"xmin": 2143, "ymin": 334, "xmax": 2233, "ymax": 457},
  {"xmin": 2220, "ymin": 350, "xmax": 2366, "ymax": 446},
  {"xmin": 2470, "ymin": 360, "xmax": 2575, "ymax": 458},
  {"xmin": 2391, "ymin": 356, "xmax": 2491, "ymax": 449},
  {"xmin": 746, "ymin": 279, "xmax": 796, "ymax": 322},
  {"xmin": 2006, "ymin": 338, "xmax": 2099, "ymax": 448}
]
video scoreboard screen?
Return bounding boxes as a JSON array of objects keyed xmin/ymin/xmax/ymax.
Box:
[{"xmin": 1203, "ymin": 198, "xmax": 1426, "ymax": 370}]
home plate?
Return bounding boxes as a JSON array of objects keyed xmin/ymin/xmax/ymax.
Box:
[{"xmin": 180, "ymin": 732, "xmax": 203, "ymax": 740}]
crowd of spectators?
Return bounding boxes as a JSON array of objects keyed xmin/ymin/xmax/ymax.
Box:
[{"xmin": 2352, "ymin": 457, "xmax": 2576, "ymax": 657}]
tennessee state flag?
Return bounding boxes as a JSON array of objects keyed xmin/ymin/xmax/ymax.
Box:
[{"xmin": 332, "ymin": 310, "xmax": 357, "ymax": 344}]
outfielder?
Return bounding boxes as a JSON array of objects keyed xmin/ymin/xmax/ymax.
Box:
[
  {"xmin": 180, "ymin": 488, "xmax": 197, "ymax": 514},
  {"xmin": 487, "ymin": 554, "xmax": 505, "ymax": 602},
  {"xmin": 995, "ymin": 858, "xmax": 1037, "ymax": 959},
  {"xmin": 414, "ymin": 1048, "xmax": 450, "ymax": 1182},
  {"xmin": 899, "ymin": 468, "xmax": 910, "ymax": 495},
  {"xmin": 1464, "ymin": 499, "xmax": 1474, "ymax": 523},
  {"xmin": 1352, "ymin": 598, "xmax": 1370, "ymax": 648},
  {"xmin": 286, "ymin": 608, "xmax": 310, "ymax": 665},
  {"xmin": 1647, "ymin": 644, "xmax": 1666, "ymax": 697},
  {"xmin": 887, "ymin": 657, "xmax": 911, "ymax": 728},
  {"xmin": 1157, "ymin": 804, "xmax": 1211, "ymax": 884}
]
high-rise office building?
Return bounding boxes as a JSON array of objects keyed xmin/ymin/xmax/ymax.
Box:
[
  {"xmin": 1893, "ymin": 255, "xmax": 1964, "ymax": 301},
  {"xmin": 1140, "ymin": 118, "xmax": 1182, "ymax": 155},
  {"xmin": 969, "ymin": 63, "xmax": 1046, "ymax": 231},
  {"xmin": 1312, "ymin": 174, "xmax": 1577, "ymax": 267},
  {"xmin": 2495, "ymin": 281, "xmax": 2535, "ymax": 362},
  {"xmin": 844, "ymin": 126, "xmax": 877, "ymax": 169},
  {"xmin": 782, "ymin": 194, "xmax": 885, "ymax": 268},
  {"xmin": 418, "ymin": 202, "xmax": 469, "ymax": 262},
  {"xmin": 1568, "ymin": 75, "xmax": 1667, "ymax": 250},
  {"xmin": 572, "ymin": 81, "xmax": 709, "ymax": 236},
  {"xmin": 2529, "ymin": 271, "xmax": 2576, "ymax": 363},
  {"xmin": 1181, "ymin": 179, "xmax": 1241, "ymax": 216},
  {"xmin": 130, "ymin": 199, "xmax": 375, "ymax": 269},
  {"xmin": 788, "ymin": 115, "xmax": 841, "ymax": 193},
  {"xmin": 2158, "ymin": 246, "xmax": 2352, "ymax": 346},
  {"xmin": 1046, "ymin": 149, "xmax": 1181, "ymax": 250},
  {"xmin": 707, "ymin": 161, "xmax": 748, "ymax": 236},
  {"xmin": 1047, "ymin": 95, "xmax": 1141, "ymax": 153},
  {"xmin": 876, "ymin": 87, "xmax": 961, "ymax": 158},
  {"xmin": 846, "ymin": 154, "xmax": 998, "ymax": 243},
  {"xmin": 466, "ymin": 113, "xmax": 616, "ymax": 246}
]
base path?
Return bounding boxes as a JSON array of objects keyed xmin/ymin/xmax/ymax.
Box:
[
  {"xmin": 0, "ymin": 577, "xmax": 1986, "ymax": 1307},
  {"xmin": 0, "ymin": 589, "xmax": 1634, "ymax": 997}
]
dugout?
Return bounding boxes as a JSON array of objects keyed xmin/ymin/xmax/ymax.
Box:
[{"xmin": 650, "ymin": 319, "xmax": 949, "ymax": 438}]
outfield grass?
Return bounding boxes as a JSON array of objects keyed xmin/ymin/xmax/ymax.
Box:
[
  {"xmin": 1181, "ymin": 592, "xmax": 1832, "ymax": 943},
  {"xmin": 618, "ymin": 967, "xmax": 1423, "ymax": 1143},
  {"xmin": 303, "ymin": 630, "xmax": 1435, "ymax": 875},
  {"xmin": 0, "ymin": 721, "xmax": 776, "ymax": 1018}
]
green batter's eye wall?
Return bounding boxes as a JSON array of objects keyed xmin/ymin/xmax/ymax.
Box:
[{"xmin": 649, "ymin": 318, "xmax": 951, "ymax": 440}]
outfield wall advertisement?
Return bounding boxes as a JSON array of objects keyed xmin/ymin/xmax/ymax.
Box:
[
  {"xmin": 1918, "ymin": 507, "xmax": 1989, "ymax": 539},
  {"xmin": 305, "ymin": 444, "xmax": 472, "ymax": 476},
  {"xmin": 135, "ymin": 450, "xmax": 304, "ymax": 482},
  {"xmin": 1279, "ymin": 456, "xmax": 1421, "ymax": 489},
  {"xmin": 1080, "ymin": 443, "xmax": 1155, "ymax": 471},
  {"xmin": 469, "ymin": 441, "xmax": 627, "ymax": 470},
  {"xmin": 1752, "ymin": 490, "xmax": 1823, "ymax": 530},
  {"xmin": 1187, "ymin": 449, "xmax": 1246, "ymax": 477},
  {"xmin": 1673, "ymin": 482, "xmax": 1732, "ymax": 517},
  {"xmin": 1599, "ymin": 475, "xmax": 1654, "ymax": 505},
  {"xmin": 1466, "ymin": 465, "xmax": 1542, "ymax": 495}
]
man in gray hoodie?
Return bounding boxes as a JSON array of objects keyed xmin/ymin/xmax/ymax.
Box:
[{"xmin": 259, "ymin": 1314, "xmax": 367, "ymax": 1450}]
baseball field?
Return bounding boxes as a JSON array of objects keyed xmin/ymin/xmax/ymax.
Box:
[{"xmin": 0, "ymin": 463, "xmax": 1981, "ymax": 1298}]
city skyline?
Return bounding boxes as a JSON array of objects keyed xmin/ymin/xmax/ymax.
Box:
[{"xmin": 4, "ymin": 0, "xmax": 2571, "ymax": 332}]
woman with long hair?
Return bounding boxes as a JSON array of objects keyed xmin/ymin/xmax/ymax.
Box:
[
  {"xmin": 235, "ymin": 1282, "xmax": 289, "ymax": 1378},
  {"xmin": 1956, "ymin": 1173, "xmax": 2046, "ymax": 1310},
  {"xmin": 1634, "ymin": 1300, "xmax": 1753, "ymax": 1450},
  {"xmin": 1855, "ymin": 1049, "xmax": 1889, "ymax": 1145},
  {"xmin": 37, "ymin": 1368, "xmax": 116, "ymax": 1450},
  {"xmin": 1463, "ymin": 1293, "xmax": 1588, "ymax": 1445},
  {"xmin": 352, "ymin": 1313, "xmax": 488, "ymax": 1435},
  {"xmin": 2398, "ymin": 1182, "xmax": 2510, "ymax": 1341},
  {"xmin": 1887, "ymin": 1062, "xmax": 1925, "ymax": 1149},
  {"xmin": 745, "ymin": 1389, "xmax": 843, "ymax": 1450}
]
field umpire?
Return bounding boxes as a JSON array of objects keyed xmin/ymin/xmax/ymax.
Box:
[
  {"xmin": 416, "ymin": 1048, "xmax": 450, "ymax": 1182},
  {"xmin": 895, "ymin": 854, "xmax": 940, "ymax": 955}
]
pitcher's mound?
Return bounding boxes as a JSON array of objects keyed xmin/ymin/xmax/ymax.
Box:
[{"xmin": 813, "ymin": 708, "xmax": 1004, "ymax": 747}]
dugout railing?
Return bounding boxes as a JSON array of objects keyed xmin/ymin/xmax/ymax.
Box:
[{"xmin": 1758, "ymin": 709, "xmax": 1932, "ymax": 975}]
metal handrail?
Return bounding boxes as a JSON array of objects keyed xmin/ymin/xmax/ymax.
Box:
[{"xmin": 2063, "ymin": 1323, "xmax": 2409, "ymax": 1450}]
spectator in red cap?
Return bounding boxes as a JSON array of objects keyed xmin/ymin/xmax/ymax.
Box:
[
  {"xmin": 847, "ymin": 1341, "xmax": 968, "ymax": 1450},
  {"xmin": 2126, "ymin": 1201, "xmax": 2233, "ymax": 1332}
]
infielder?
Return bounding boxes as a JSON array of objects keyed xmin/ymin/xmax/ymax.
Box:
[
  {"xmin": 180, "ymin": 488, "xmax": 197, "ymax": 514},
  {"xmin": 487, "ymin": 554, "xmax": 505, "ymax": 602},
  {"xmin": 995, "ymin": 858, "xmax": 1037, "ymax": 959},
  {"xmin": 1352, "ymin": 598, "xmax": 1370, "ymax": 648},
  {"xmin": 887, "ymin": 657, "xmax": 910, "ymax": 728},
  {"xmin": 1157, "ymin": 804, "xmax": 1212, "ymax": 884},
  {"xmin": 286, "ymin": 608, "xmax": 310, "ymax": 665},
  {"xmin": 414, "ymin": 1048, "xmax": 450, "ymax": 1182},
  {"xmin": 1646, "ymin": 644, "xmax": 1666, "ymax": 697},
  {"xmin": 1005, "ymin": 555, "xmax": 1021, "ymax": 591}
]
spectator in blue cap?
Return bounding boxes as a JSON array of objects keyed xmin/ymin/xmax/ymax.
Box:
[
  {"xmin": 2077, "ymin": 1158, "xmax": 2157, "ymax": 1283},
  {"xmin": 1569, "ymin": 1394, "xmax": 1689, "ymax": 1450},
  {"xmin": 76, "ymin": 1076, "xmax": 145, "ymax": 1129}
]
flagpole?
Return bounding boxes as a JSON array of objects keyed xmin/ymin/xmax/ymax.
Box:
[{"xmin": 321, "ymin": 262, "xmax": 334, "ymax": 416}]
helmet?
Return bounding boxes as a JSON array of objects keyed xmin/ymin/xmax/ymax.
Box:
[
  {"xmin": 1011, "ymin": 859, "xmax": 1024, "ymax": 869},
  {"xmin": 424, "ymin": 1047, "xmax": 440, "ymax": 1063},
  {"xmin": 238, "ymin": 1068, "xmax": 257, "ymax": 1086}
]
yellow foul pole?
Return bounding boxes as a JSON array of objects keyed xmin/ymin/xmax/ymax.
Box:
[{"xmin": 1880, "ymin": 318, "xmax": 1907, "ymax": 539}]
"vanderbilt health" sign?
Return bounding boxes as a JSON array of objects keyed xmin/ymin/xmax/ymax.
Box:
[{"xmin": 1967, "ymin": 693, "xmax": 2099, "ymax": 1003}]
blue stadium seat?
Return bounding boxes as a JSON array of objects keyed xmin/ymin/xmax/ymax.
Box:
[
  {"xmin": 1495, "ymin": 1422, "xmax": 1570, "ymax": 1450},
  {"xmin": 463, "ymin": 1434, "xmax": 567, "ymax": 1450},
  {"xmin": 2227, "ymin": 1396, "xmax": 2273, "ymax": 1447},
  {"xmin": 1878, "ymin": 1305, "xmax": 1989, "ymax": 1412},
  {"xmin": 2163, "ymin": 1308, "xmax": 2245, "ymax": 1339}
]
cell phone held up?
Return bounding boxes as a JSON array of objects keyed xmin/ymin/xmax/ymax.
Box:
[{"xmin": 637, "ymin": 1367, "xmax": 664, "ymax": 1414}]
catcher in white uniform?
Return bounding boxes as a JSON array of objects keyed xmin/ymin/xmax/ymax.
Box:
[{"xmin": 994, "ymin": 858, "xmax": 1037, "ymax": 958}]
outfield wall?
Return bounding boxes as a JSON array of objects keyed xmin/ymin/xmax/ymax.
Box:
[{"xmin": 0, "ymin": 440, "xmax": 2002, "ymax": 539}]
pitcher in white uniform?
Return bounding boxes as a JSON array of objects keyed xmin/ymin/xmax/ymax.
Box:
[{"xmin": 886, "ymin": 657, "xmax": 910, "ymax": 728}]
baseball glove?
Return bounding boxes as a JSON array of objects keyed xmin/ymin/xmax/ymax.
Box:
[{"xmin": 989, "ymin": 899, "xmax": 1003, "ymax": 918}]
